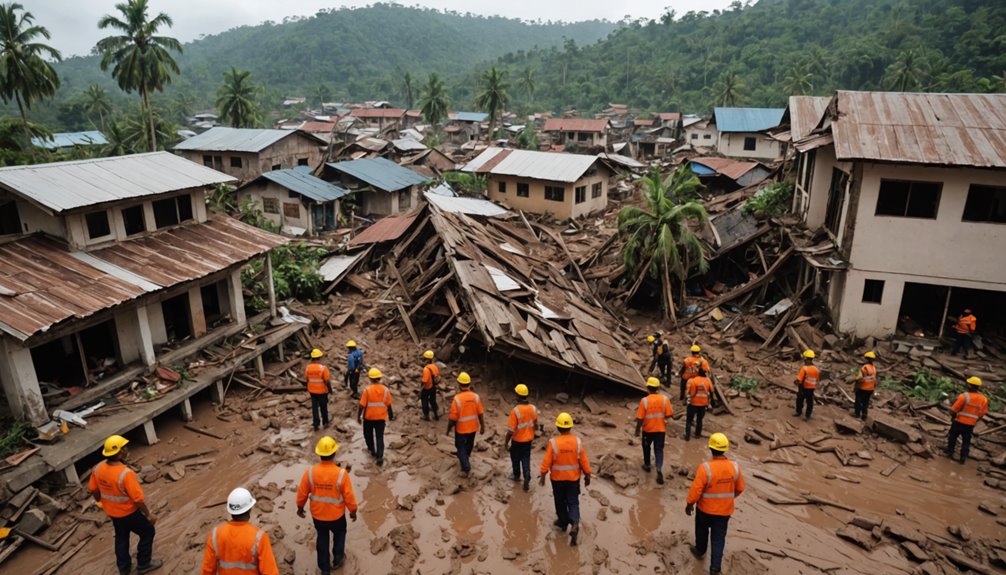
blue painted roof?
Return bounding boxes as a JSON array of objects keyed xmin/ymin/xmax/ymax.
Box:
[
  {"xmin": 689, "ymin": 162, "xmax": 717, "ymax": 175},
  {"xmin": 31, "ymin": 131, "xmax": 107, "ymax": 150},
  {"xmin": 455, "ymin": 112, "xmax": 488, "ymax": 123},
  {"xmin": 259, "ymin": 166, "xmax": 350, "ymax": 202},
  {"xmin": 326, "ymin": 157, "xmax": 429, "ymax": 192},
  {"xmin": 713, "ymin": 107, "xmax": 785, "ymax": 133}
]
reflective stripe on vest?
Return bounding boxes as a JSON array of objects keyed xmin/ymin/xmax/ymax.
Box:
[
  {"xmin": 212, "ymin": 526, "xmax": 263, "ymax": 572},
  {"xmin": 700, "ymin": 461, "xmax": 739, "ymax": 499},
  {"xmin": 957, "ymin": 393, "xmax": 981, "ymax": 422},
  {"xmin": 549, "ymin": 437, "xmax": 582, "ymax": 471},
  {"xmin": 308, "ymin": 467, "xmax": 346, "ymax": 505},
  {"xmin": 454, "ymin": 397, "xmax": 479, "ymax": 422},
  {"xmin": 513, "ymin": 406, "xmax": 536, "ymax": 429},
  {"xmin": 642, "ymin": 396, "xmax": 667, "ymax": 419},
  {"xmin": 97, "ymin": 466, "xmax": 131, "ymax": 502},
  {"xmin": 366, "ymin": 388, "xmax": 389, "ymax": 408}
]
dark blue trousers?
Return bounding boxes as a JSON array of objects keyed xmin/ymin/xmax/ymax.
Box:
[
  {"xmin": 455, "ymin": 432, "xmax": 476, "ymax": 472},
  {"xmin": 550, "ymin": 479, "xmax": 581, "ymax": 528},
  {"xmin": 642, "ymin": 431, "xmax": 665, "ymax": 470},
  {"xmin": 946, "ymin": 421, "xmax": 975, "ymax": 463},
  {"xmin": 313, "ymin": 515, "xmax": 347, "ymax": 571},
  {"xmin": 695, "ymin": 509, "xmax": 730, "ymax": 572},
  {"xmin": 509, "ymin": 440, "xmax": 531, "ymax": 481},
  {"xmin": 111, "ymin": 510, "xmax": 155, "ymax": 575},
  {"xmin": 310, "ymin": 393, "xmax": 329, "ymax": 427}
]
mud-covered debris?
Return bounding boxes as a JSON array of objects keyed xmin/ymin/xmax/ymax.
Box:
[
  {"xmin": 502, "ymin": 548, "xmax": 518, "ymax": 560},
  {"xmin": 596, "ymin": 507, "xmax": 607, "ymax": 521},
  {"xmin": 426, "ymin": 506, "xmax": 441, "ymax": 517},
  {"xmin": 370, "ymin": 536, "xmax": 389, "ymax": 555},
  {"xmin": 977, "ymin": 502, "xmax": 998, "ymax": 516},
  {"xmin": 948, "ymin": 523, "xmax": 972, "ymax": 541},
  {"xmin": 14, "ymin": 507, "xmax": 49, "ymax": 535},
  {"xmin": 834, "ymin": 417, "xmax": 864, "ymax": 435},
  {"xmin": 836, "ymin": 524, "xmax": 877, "ymax": 550},
  {"xmin": 868, "ymin": 414, "xmax": 922, "ymax": 443},
  {"xmin": 612, "ymin": 471, "xmax": 639, "ymax": 489},
  {"xmin": 389, "ymin": 525, "xmax": 420, "ymax": 572},
  {"xmin": 850, "ymin": 516, "xmax": 882, "ymax": 531},
  {"xmin": 885, "ymin": 524, "xmax": 926, "ymax": 545},
  {"xmin": 901, "ymin": 541, "xmax": 929, "ymax": 562}
]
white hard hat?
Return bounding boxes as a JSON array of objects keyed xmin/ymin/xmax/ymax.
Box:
[{"xmin": 227, "ymin": 487, "xmax": 256, "ymax": 515}]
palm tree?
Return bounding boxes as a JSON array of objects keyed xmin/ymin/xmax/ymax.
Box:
[
  {"xmin": 783, "ymin": 61, "xmax": 815, "ymax": 96},
  {"xmin": 618, "ymin": 167, "xmax": 709, "ymax": 321},
  {"xmin": 101, "ymin": 120, "xmax": 134, "ymax": 157},
  {"xmin": 215, "ymin": 67, "xmax": 261, "ymax": 128},
  {"xmin": 475, "ymin": 67, "xmax": 508, "ymax": 141},
  {"xmin": 714, "ymin": 70, "xmax": 744, "ymax": 107},
  {"xmin": 0, "ymin": 3, "xmax": 61, "ymax": 156},
  {"xmin": 518, "ymin": 66, "xmax": 535, "ymax": 107},
  {"xmin": 418, "ymin": 72, "xmax": 450, "ymax": 129},
  {"xmin": 885, "ymin": 49, "xmax": 927, "ymax": 92},
  {"xmin": 401, "ymin": 72, "xmax": 415, "ymax": 109},
  {"xmin": 82, "ymin": 84, "xmax": 113, "ymax": 131},
  {"xmin": 96, "ymin": 0, "xmax": 182, "ymax": 152}
]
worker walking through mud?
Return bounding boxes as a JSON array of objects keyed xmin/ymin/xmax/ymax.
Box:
[
  {"xmin": 946, "ymin": 376, "xmax": 989, "ymax": 464},
  {"xmin": 685, "ymin": 368, "xmax": 715, "ymax": 441},
  {"xmin": 794, "ymin": 350, "xmax": 819, "ymax": 420},
  {"xmin": 854, "ymin": 352, "xmax": 877, "ymax": 419},
  {"xmin": 201, "ymin": 487, "xmax": 279, "ymax": 575},
  {"xmin": 446, "ymin": 372, "xmax": 485, "ymax": 477},
  {"xmin": 345, "ymin": 340, "xmax": 364, "ymax": 398},
  {"xmin": 680, "ymin": 344, "xmax": 710, "ymax": 402},
  {"xmin": 686, "ymin": 433, "xmax": 744, "ymax": 575},
  {"xmin": 647, "ymin": 333, "xmax": 672, "ymax": 383},
  {"xmin": 505, "ymin": 384, "xmax": 539, "ymax": 491},
  {"xmin": 634, "ymin": 377, "xmax": 672, "ymax": 485},
  {"xmin": 420, "ymin": 350, "xmax": 441, "ymax": 420},
  {"xmin": 297, "ymin": 437, "xmax": 358, "ymax": 573},
  {"xmin": 540, "ymin": 412, "xmax": 591, "ymax": 546},
  {"xmin": 305, "ymin": 348, "xmax": 332, "ymax": 431},
  {"xmin": 358, "ymin": 368, "xmax": 393, "ymax": 466},
  {"xmin": 89, "ymin": 435, "xmax": 162, "ymax": 575}
]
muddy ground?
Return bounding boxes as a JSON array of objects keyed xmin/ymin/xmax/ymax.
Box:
[{"xmin": 9, "ymin": 309, "xmax": 1006, "ymax": 575}]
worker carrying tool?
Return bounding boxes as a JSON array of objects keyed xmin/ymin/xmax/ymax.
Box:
[
  {"xmin": 306, "ymin": 348, "xmax": 332, "ymax": 431},
  {"xmin": 420, "ymin": 350, "xmax": 441, "ymax": 420},
  {"xmin": 685, "ymin": 368, "xmax": 715, "ymax": 441},
  {"xmin": 634, "ymin": 377, "xmax": 672, "ymax": 485},
  {"xmin": 647, "ymin": 333, "xmax": 672, "ymax": 382},
  {"xmin": 89, "ymin": 435, "xmax": 162, "ymax": 575},
  {"xmin": 446, "ymin": 372, "xmax": 485, "ymax": 477},
  {"xmin": 201, "ymin": 487, "xmax": 278, "ymax": 575},
  {"xmin": 505, "ymin": 384, "xmax": 539, "ymax": 491},
  {"xmin": 539, "ymin": 413, "xmax": 591, "ymax": 546},
  {"xmin": 854, "ymin": 352, "xmax": 878, "ymax": 420},
  {"xmin": 685, "ymin": 433, "xmax": 744, "ymax": 575},
  {"xmin": 951, "ymin": 309, "xmax": 977, "ymax": 359},
  {"xmin": 946, "ymin": 376, "xmax": 989, "ymax": 464},
  {"xmin": 794, "ymin": 350, "xmax": 819, "ymax": 420},
  {"xmin": 358, "ymin": 368, "xmax": 393, "ymax": 466},
  {"xmin": 345, "ymin": 340, "xmax": 364, "ymax": 398},
  {"xmin": 679, "ymin": 345, "xmax": 711, "ymax": 402},
  {"xmin": 297, "ymin": 437, "xmax": 358, "ymax": 573}
]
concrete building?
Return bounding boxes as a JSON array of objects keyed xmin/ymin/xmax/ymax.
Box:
[
  {"xmin": 790, "ymin": 91, "xmax": 1006, "ymax": 338},
  {"xmin": 682, "ymin": 116, "xmax": 716, "ymax": 147},
  {"xmin": 236, "ymin": 166, "xmax": 351, "ymax": 235},
  {"xmin": 323, "ymin": 157, "xmax": 429, "ymax": 217},
  {"xmin": 712, "ymin": 107, "xmax": 785, "ymax": 160},
  {"xmin": 173, "ymin": 127, "xmax": 326, "ymax": 183},
  {"xmin": 542, "ymin": 118, "xmax": 610, "ymax": 150},
  {"xmin": 462, "ymin": 147, "xmax": 612, "ymax": 220},
  {"xmin": 0, "ymin": 152, "xmax": 286, "ymax": 425},
  {"xmin": 350, "ymin": 108, "xmax": 407, "ymax": 131}
]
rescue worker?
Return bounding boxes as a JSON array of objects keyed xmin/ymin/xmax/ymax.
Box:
[
  {"xmin": 345, "ymin": 340, "xmax": 364, "ymax": 398},
  {"xmin": 306, "ymin": 348, "xmax": 332, "ymax": 431},
  {"xmin": 854, "ymin": 352, "xmax": 877, "ymax": 420},
  {"xmin": 634, "ymin": 377, "xmax": 672, "ymax": 485},
  {"xmin": 539, "ymin": 413, "xmax": 591, "ymax": 546},
  {"xmin": 420, "ymin": 350, "xmax": 441, "ymax": 420},
  {"xmin": 504, "ymin": 384, "xmax": 539, "ymax": 491},
  {"xmin": 794, "ymin": 350, "xmax": 819, "ymax": 420},
  {"xmin": 685, "ymin": 433, "xmax": 744, "ymax": 575},
  {"xmin": 946, "ymin": 376, "xmax": 989, "ymax": 464},
  {"xmin": 357, "ymin": 368, "xmax": 393, "ymax": 466},
  {"xmin": 648, "ymin": 333, "xmax": 672, "ymax": 382},
  {"xmin": 446, "ymin": 372, "xmax": 485, "ymax": 477},
  {"xmin": 951, "ymin": 309, "xmax": 977, "ymax": 359},
  {"xmin": 296, "ymin": 437, "xmax": 358, "ymax": 573},
  {"xmin": 685, "ymin": 367, "xmax": 715, "ymax": 441},
  {"xmin": 89, "ymin": 435, "xmax": 162, "ymax": 575},
  {"xmin": 680, "ymin": 344, "xmax": 711, "ymax": 402},
  {"xmin": 201, "ymin": 487, "xmax": 279, "ymax": 575}
]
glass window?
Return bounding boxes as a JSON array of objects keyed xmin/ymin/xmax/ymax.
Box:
[
  {"xmin": 298, "ymin": 158, "xmax": 309, "ymax": 166},
  {"xmin": 575, "ymin": 186, "xmax": 586, "ymax": 204},
  {"xmin": 263, "ymin": 197, "xmax": 280, "ymax": 214},
  {"xmin": 691, "ymin": 133, "xmax": 698, "ymax": 140},
  {"xmin": 283, "ymin": 202, "xmax": 300, "ymax": 218},
  {"xmin": 152, "ymin": 194, "xmax": 193, "ymax": 229},
  {"xmin": 862, "ymin": 279, "xmax": 884, "ymax": 304},
  {"xmin": 229, "ymin": 156, "xmax": 242, "ymax": 168},
  {"xmin": 85, "ymin": 210, "xmax": 111, "ymax": 239},
  {"xmin": 202, "ymin": 154, "xmax": 213, "ymax": 167},
  {"xmin": 517, "ymin": 183, "xmax": 529, "ymax": 198},
  {"xmin": 962, "ymin": 184, "xmax": 1006, "ymax": 223},
  {"xmin": 121, "ymin": 205, "xmax": 146, "ymax": 236},
  {"xmin": 743, "ymin": 137, "xmax": 756, "ymax": 151},
  {"xmin": 498, "ymin": 181, "xmax": 506, "ymax": 194},
  {"xmin": 875, "ymin": 180, "xmax": 941, "ymax": 219},
  {"xmin": 544, "ymin": 186, "xmax": 565, "ymax": 202},
  {"xmin": 591, "ymin": 182, "xmax": 603, "ymax": 199}
]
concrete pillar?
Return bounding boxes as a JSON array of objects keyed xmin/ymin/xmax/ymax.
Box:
[
  {"xmin": 265, "ymin": 252, "xmax": 277, "ymax": 319},
  {"xmin": 0, "ymin": 338, "xmax": 48, "ymax": 425},
  {"xmin": 276, "ymin": 343, "xmax": 285, "ymax": 361},
  {"xmin": 188, "ymin": 285, "xmax": 208, "ymax": 338},
  {"xmin": 255, "ymin": 355, "xmax": 265, "ymax": 379},
  {"xmin": 135, "ymin": 306, "xmax": 156, "ymax": 366},
  {"xmin": 210, "ymin": 379, "xmax": 225, "ymax": 404},
  {"xmin": 116, "ymin": 306, "xmax": 156, "ymax": 367},
  {"xmin": 141, "ymin": 420, "xmax": 159, "ymax": 445},
  {"xmin": 228, "ymin": 269, "xmax": 247, "ymax": 326},
  {"xmin": 179, "ymin": 398, "xmax": 193, "ymax": 422},
  {"xmin": 62, "ymin": 464, "xmax": 80, "ymax": 486}
]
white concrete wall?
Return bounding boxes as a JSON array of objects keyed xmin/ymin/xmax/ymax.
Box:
[
  {"xmin": 717, "ymin": 132, "xmax": 782, "ymax": 160},
  {"xmin": 237, "ymin": 182, "xmax": 314, "ymax": 233},
  {"xmin": 146, "ymin": 302, "xmax": 168, "ymax": 346},
  {"xmin": 486, "ymin": 172, "xmax": 608, "ymax": 220},
  {"xmin": 0, "ymin": 337, "xmax": 47, "ymax": 425},
  {"xmin": 64, "ymin": 191, "xmax": 208, "ymax": 249},
  {"xmin": 685, "ymin": 125, "xmax": 716, "ymax": 146},
  {"xmin": 18, "ymin": 200, "xmax": 66, "ymax": 239}
]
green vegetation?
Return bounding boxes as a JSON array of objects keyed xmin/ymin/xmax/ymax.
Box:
[
  {"xmin": 730, "ymin": 375, "xmax": 759, "ymax": 393},
  {"xmin": 474, "ymin": 67, "xmax": 509, "ymax": 144},
  {"xmin": 0, "ymin": 420, "xmax": 33, "ymax": 458},
  {"xmin": 442, "ymin": 172, "xmax": 487, "ymax": 196},
  {"xmin": 742, "ymin": 182, "xmax": 794, "ymax": 218},
  {"xmin": 418, "ymin": 73, "xmax": 449, "ymax": 127},
  {"xmin": 882, "ymin": 368, "xmax": 955, "ymax": 402},
  {"xmin": 242, "ymin": 243, "xmax": 326, "ymax": 311},
  {"xmin": 216, "ymin": 67, "xmax": 262, "ymax": 128}
]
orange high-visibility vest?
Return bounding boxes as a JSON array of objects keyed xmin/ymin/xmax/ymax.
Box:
[
  {"xmin": 450, "ymin": 390, "xmax": 484, "ymax": 434},
  {"xmin": 296, "ymin": 462, "xmax": 357, "ymax": 521},
  {"xmin": 201, "ymin": 521, "xmax": 279, "ymax": 575},
  {"xmin": 859, "ymin": 364, "xmax": 876, "ymax": 391},
  {"xmin": 421, "ymin": 363, "xmax": 440, "ymax": 390},
  {"xmin": 955, "ymin": 315, "xmax": 976, "ymax": 335},
  {"xmin": 636, "ymin": 393, "xmax": 672, "ymax": 432},
  {"xmin": 687, "ymin": 456, "xmax": 745, "ymax": 516},
  {"xmin": 88, "ymin": 461, "xmax": 143, "ymax": 518},
  {"xmin": 688, "ymin": 376, "xmax": 714, "ymax": 407},
  {"xmin": 682, "ymin": 356, "xmax": 710, "ymax": 380},
  {"xmin": 508, "ymin": 403, "xmax": 538, "ymax": 443},
  {"xmin": 305, "ymin": 362, "xmax": 331, "ymax": 395},
  {"xmin": 797, "ymin": 365, "xmax": 820, "ymax": 389},
  {"xmin": 540, "ymin": 434, "xmax": 591, "ymax": 481},
  {"xmin": 359, "ymin": 384, "xmax": 392, "ymax": 420},
  {"xmin": 952, "ymin": 392, "xmax": 988, "ymax": 426}
]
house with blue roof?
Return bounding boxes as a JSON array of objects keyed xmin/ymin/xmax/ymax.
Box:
[
  {"xmin": 236, "ymin": 166, "xmax": 351, "ymax": 235},
  {"xmin": 712, "ymin": 107, "xmax": 786, "ymax": 160},
  {"xmin": 31, "ymin": 131, "xmax": 108, "ymax": 152},
  {"xmin": 323, "ymin": 157, "xmax": 430, "ymax": 217}
]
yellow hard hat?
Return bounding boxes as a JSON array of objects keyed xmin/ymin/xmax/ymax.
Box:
[
  {"xmin": 646, "ymin": 377, "xmax": 661, "ymax": 388},
  {"xmin": 555, "ymin": 412, "xmax": 574, "ymax": 429},
  {"xmin": 647, "ymin": 335, "xmax": 655, "ymax": 343},
  {"xmin": 311, "ymin": 348, "xmax": 324, "ymax": 359},
  {"xmin": 368, "ymin": 367, "xmax": 382, "ymax": 379},
  {"xmin": 422, "ymin": 350, "xmax": 434, "ymax": 360},
  {"xmin": 346, "ymin": 340, "xmax": 357, "ymax": 348},
  {"xmin": 102, "ymin": 435, "xmax": 129, "ymax": 457},
  {"xmin": 690, "ymin": 345, "xmax": 701, "ymax": 353},
  {"xmin": 966, "ymin": 376, "xmax": 982, "ymax": 387},
  {"xmin": 803, "ymin": 349, "xmax": 816, "ymax": 359},
  {"xmin": 457, "ymin": 372, "xmax": 471, "ymax": 385},
  {"xmin": 708, "ymin": 432, "xmax": 730, "ymax": 452},
  {"xmin": 315, "ymin": 436, "xmax": 339, "ymax": 457},
  {"xmin": 864, "ymin": 351, "xmax": 876, "ymax": 359},
  {"xmin": 514, "ymin": 384, "xmax": 529, "ymax": 396}
]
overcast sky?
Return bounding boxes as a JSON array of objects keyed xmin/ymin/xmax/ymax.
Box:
[{"xmin": 24, "ymin": 0, "xmax": 737, "ymax": 57}]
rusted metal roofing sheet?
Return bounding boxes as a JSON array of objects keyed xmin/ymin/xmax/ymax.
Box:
[
  {"xmin": 0, "ymin": 152, "xmax": 236, "ymax": 214},
  {"xmin": 348, "ymin": 214, "xmax": 418, "ymax": 247},
  {"xmin": 787, "ymin": 96, "xmax": 831, "ymax": 141},
  {"xmin": 830, "ymin": 91, "xmax": 1006, "ymax": 168},
  {"xmin": 658, "ymin": 112, "xmax": 681, "ymax": 121},
  {"xmin": 351, "ymin": 108, "xmax": 406, "ymax": 118},
  {"xmin": 174, "ymin": 127, "xmax": 323, "ymax": 152},
  {"xmin": 543, "ymin": 118, "xmax": 609, "ymax": 133},
  {"xmin": 690, "ymin": 157, "xmax": 760, "ymax": 181},
  {"xmin": 461, "ymin": 147, "xmax": 602, "ymax": 183}
]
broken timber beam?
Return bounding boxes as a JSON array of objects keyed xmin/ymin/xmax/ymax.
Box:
[{"xmin": 396, "ymin": 303, "xmax": 421, "ymax": 346}]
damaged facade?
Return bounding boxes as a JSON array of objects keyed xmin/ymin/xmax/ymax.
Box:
[
  {"xmin": 173, "ymin": 127, "xmax": 326, "ymax": 183},
  {"xmin": 712, "ymin": 107, "xmax": 786, "ymax": 160},
  {"xmin": 235, "ymin": 166, "xmax": 351, "ymax": 235}
]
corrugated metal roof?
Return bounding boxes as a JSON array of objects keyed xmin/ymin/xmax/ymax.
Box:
[
  {"xmin": 787, "ymin": 96, "xmax": 831, "ymax": 141},
  {"xmin": 319, "ymin": 252, "xmax": 367, "ymax": 282},
  {"xmin": 424, "ymin": 191, "xmax": 509, "ymax": 217},
  {"xmin": 300, "ymin": 121, "xmax": 337, "ymax": 133},
  {"xmin": 830, "ymin": 91, "xmax": 1006, "ymax": 168},
  {"xmin": 543, "ymin": 118, "xmax": 609, "ymax": 133},
  {"xmin": 351, "ymin": 108, "xmax": 406, "ymax": 118},
  {"xmin": 0, "ymin": 152, "xmax": 236, "ymax": 214},
  {"xmin": 658, "ymin": 112, "xmax": 681, "ymax": 121},
  {"xmin": 462, "ymin": 147, "xmax": 602, "ymax": 183},
  {"xmin": 255, "ymin": 167, "xmax": 350, "ymax": 202},
  {"xmin": 174, "ymin": 127, "xmax": 321, "ymax": 152},
  {"xmin": 713, "ymin": 107, "xmax": 785, "ymax": 133},
  {"xmin": 327, "ymin": 157, "xmax": 429, "ymax": 192},
  {"xmin": 689, "ymin": 157, "xmax": 760, "ymax": 181},
  {"xmin": 392, "ymin": 138, "xmax": 428, "ymax": 152},
  {"xmin": 347, "ymin": 214, "xmax": 417, "ymax": 247},
  {"xmin": 31, "ymin": 131, "xmax": 108, "ymax": 150},
  {"xmin": 454, "ymin": 112, "xmax": 488, "ymax": 123}
]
